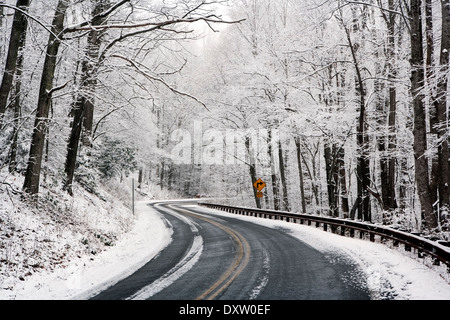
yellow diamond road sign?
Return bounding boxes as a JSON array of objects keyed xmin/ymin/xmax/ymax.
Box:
[{"xmin": 254, "ymin": 178, "xmax": 266, "ymax": 191}]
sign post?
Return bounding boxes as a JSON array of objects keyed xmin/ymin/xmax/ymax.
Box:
[{"xmin": 132, "ymin": 178, "xmax": 135, "ymax": 215}]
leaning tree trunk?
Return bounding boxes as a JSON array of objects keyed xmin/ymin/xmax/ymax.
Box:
[
  {"xmin": 341, "ymin": 12, "xmax": 371, "ymax": 222},
  {"xmin": 23, "ymin": 0, "xmax": 68, "ymax": 195},
  {"xmin": 0, "ymin": 0, "xmax": 30, "ymax": 129},
  {"xmin": 63, "ymin": 1, "xmax": 108, "ymax": 195}
]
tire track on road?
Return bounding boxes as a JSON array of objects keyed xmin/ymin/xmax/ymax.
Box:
[{"xmin": 167, "ymin": 205, "xmax": 251, "ymax": 300}]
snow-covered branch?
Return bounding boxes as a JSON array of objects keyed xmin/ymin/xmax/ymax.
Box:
[
  {"xmin": 0, "ymin": 3, "xmax": 61, "ymax": 40},
  {"xmin": 111, "ymin": 54, "xmax": 211, "ymax": 111},
  {"xmin": 64, "ymin": 16, "xmax": 245, "ymax": 33}
]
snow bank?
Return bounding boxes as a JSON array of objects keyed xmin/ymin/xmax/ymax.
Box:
[
  {"xmin": 0, "ymin": 168, "xmax": 172, "ymax": 300},
  {"xmin": 0, "ymin": 200, "xmax": 171, "ymax": 300}
]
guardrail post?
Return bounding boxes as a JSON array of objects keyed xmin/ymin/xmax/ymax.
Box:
[
  {"xmin": 369, "ymin": 233, "xmax": 375, "ymax": 242},
  {"xmin": 417, "ymin": 250, "xmax": 424, "ymax": 258},
  {"xmin": 340, "ymin": 226, "xmax": 345, "ymax": 236}
]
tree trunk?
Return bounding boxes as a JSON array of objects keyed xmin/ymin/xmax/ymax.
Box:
[
  {"xmin": 81, "ymin": 0, "xmax": 114, "ymax": 146},
  {"xmin": 375, "ymin": 66, "xmax": 389, "ymax": 212},
  {"xmin": 301, "ymin": 141, "xmax": 320, "ymax": 209},
  {"xmin": 23, "ymin": 0, "xmax": 68, "ymax": 195},
  {"xmin": 341, "ymin": 10, "xmax": 371, "ymax": 221},
  {"xmin": 82, "ymin": 102, "xmax": 94, "ymax": 146},
  {"xmin": 8, "ymin": 24, "xmax": 27, "ymax": 173},
  {"xmin": 245, "ymin": 135, "xmax": 261, "ymax": 209},
  {"xmin": 425, "ymin": 0, "xmax": 440, "ymax": 211},
  {"xmin": 278, "ymin": 139, "xmax": 290, "ymax": 211},
  {"xmin": 295, "ymin": 136, "xmax": 307, "ymax": 213},
  {"xmin": 410, "ymin": 0, "xmax": 437, "ymax": 230},
  {"xmin": 337, "ymin": 146, "xmax": 349, "ymax": 216},
  {"xmin": 138, "ymin": 167, "xmax": 143, "ymax": 189},
  {"xmin": 372, "ymin": 0, "xmax": 398, "ymax": 217},
  {"xmin": 324, "ymin": 141, "xmax": 339, "ymax": 217},
  {"xmin": 0, "ymin": 0, "xmax": 30, "ymax": 129},
  {"xmin": 63, "ymin": 1, "xmax": 108, "ymax": 195},
  {"xmin": 387, "ymin": 75, "xmax": 398, "ymax": 211},
  {"xmin": 268, "ymin": 129, "xmax": 280, "ymax": 210},
  {"xmin": 386, "ymin": 0, "xmax": 398, "ymax": 212},
  {"xmin": 436, "ymin": 0, "xmax": 450, "ymax": 214}
]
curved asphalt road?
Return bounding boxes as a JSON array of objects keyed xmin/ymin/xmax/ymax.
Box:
[{"xmin": 91, "ymin": 201, "xmax": 370, "ymax": 300}]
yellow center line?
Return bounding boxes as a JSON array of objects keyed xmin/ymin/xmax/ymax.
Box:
[{"xmin": 168, "ymin": 205, "xmax": 251, "ymax": 300}]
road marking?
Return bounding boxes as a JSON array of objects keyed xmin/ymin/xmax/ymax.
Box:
[
  {"xmin": 126, "ymin": 204, "xmax": 203, "ymax": 300},
  {"xmin": 170, "ymin": 205, "xmax": 251, "ymax": 300}
]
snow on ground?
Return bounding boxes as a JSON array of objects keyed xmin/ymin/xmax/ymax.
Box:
[
  {"xmin": 0, "ymin": 200, "xmax": 171, "ymax": 300},
  {"xmin": 1, "ymin": 190, "xmax": 449, "ymax": 300},
  {"xmin": 0, "ymin": 169, "xmax": 174, "ymax": 300}
]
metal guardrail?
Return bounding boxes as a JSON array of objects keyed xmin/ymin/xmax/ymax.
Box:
[{"xmin": 199, "ymin": 202, "xmax": 450, "ymax": 271}]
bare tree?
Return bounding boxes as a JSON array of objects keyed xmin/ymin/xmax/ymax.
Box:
[
  {"xmin": 63, "ymin": 0, "xmax": 113, "ymax": 195},
  {"xmin": 0, "ymin": 0, "xmax": 30, "ymax": 129},
  {"xmin": 377, "ymin": 0, "xmax": 398, "ymax": 213},
  {"xmin": 7, "ymin": 12, "xmax": 27, "ymax": 173},
  {"xmin": 295, "ymin": 136, "xmax": 307, "ymax": 214},
  {"xmin": 409, "ymin": 0, "xmax": 437, "ymax": 230},
  {"xmin": 23, "ymin": 0, "xmax": 69, "ymax": 195},
  {"xmin": 435, "ymin": 0, "xmax": 450, "ymax": 218},
  {"xmin": 337, "ymin": 3, "xmax": 371, "ymax": 221}
]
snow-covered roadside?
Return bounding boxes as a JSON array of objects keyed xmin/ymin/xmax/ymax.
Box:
[
  {"xmin": 2, "ymin": 198, "xmax": 449, "ymax": 300},
  {"xmin": 195, "ymin": 206, "xmax": 450, "ymax": 300},
  {"xmin": 0, "ymin": 201, "xmax": 171, "ymax": 300}
]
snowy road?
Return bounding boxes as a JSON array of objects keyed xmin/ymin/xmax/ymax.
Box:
[
  {"xmin": 91, "ymin": 201, "xmax": 370, "ymax": 300},
  {"xmin": 3, "ymin": 199, "xmax": 449, "ymax": 300}
]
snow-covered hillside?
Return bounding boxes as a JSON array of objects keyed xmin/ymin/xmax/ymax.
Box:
[{"xmin": 0, "ymin": 169, "xmax": 177, "ymax": 299}]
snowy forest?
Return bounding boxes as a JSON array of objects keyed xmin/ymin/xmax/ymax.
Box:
[{"xmin": 0, "ymin": 0, "xmax": 449, "ymax": 241}]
